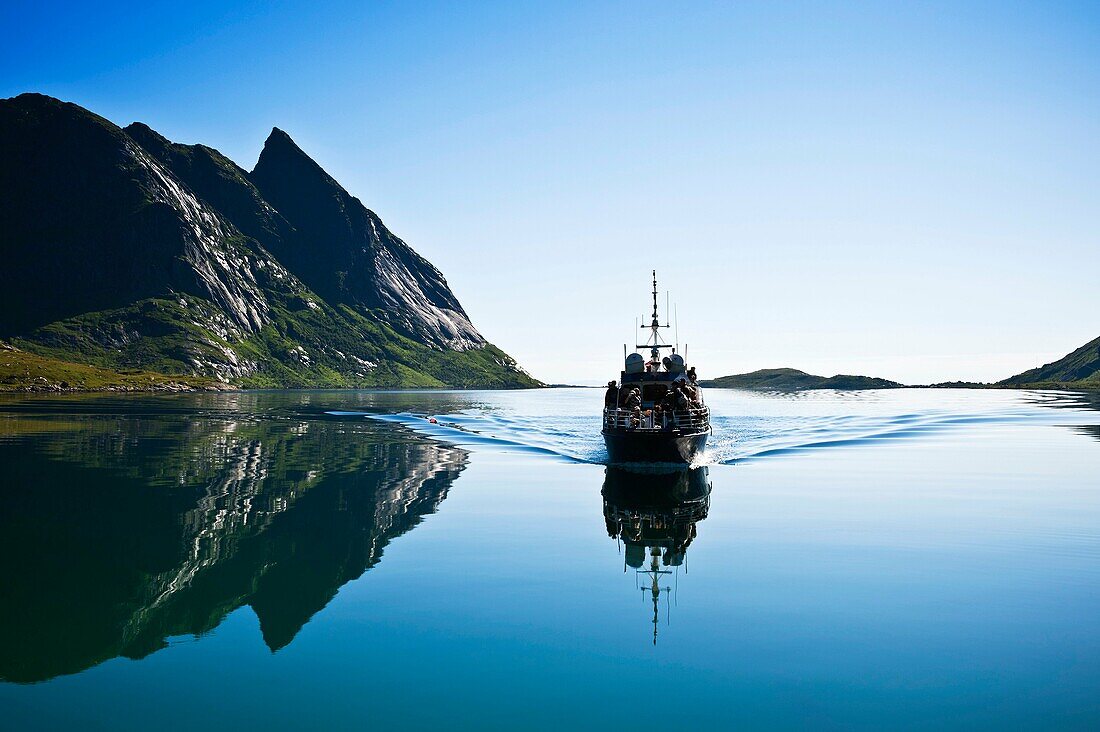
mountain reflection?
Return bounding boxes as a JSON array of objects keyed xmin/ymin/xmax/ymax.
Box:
[
  {"xmin": 1075, "ymin": 425, "xmax": 1100, "ymax": 442},
  {"xmin": 602, "ymin": 467, "xmax": 712, "ymax": 644},
  {"xmin": 0, "ymin": 415, "xmax": 466, "ymax": 683}
]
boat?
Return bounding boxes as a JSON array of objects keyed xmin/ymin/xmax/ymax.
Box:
[{"xmin": 602, "ymin": 272, "xmax": 711, "ymax": 464}]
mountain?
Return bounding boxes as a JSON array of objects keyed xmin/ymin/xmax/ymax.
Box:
[
  {"xmin": 0, "ymin": 93, "xmax": 538, "ymax": 388},
  {"xmin": 998, "ymin": 336, "xmax": 1100, "ymax": 389},
  {"xmin": 700, "ymin": 367, "xmax": 903, "ymax": 391},
  {"xmin": 250, "ymin": 127, "xmax": 485, "ymax": 350}
]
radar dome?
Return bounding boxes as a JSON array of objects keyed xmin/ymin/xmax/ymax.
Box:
[{"xmin": 662, "ymin": 353, "xmax": 686, "ymax": 372}]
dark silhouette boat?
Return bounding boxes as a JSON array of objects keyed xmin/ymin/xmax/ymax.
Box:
[{"xmin": 602, "ymin": 272, "xmax": 711, "ymax": 465}]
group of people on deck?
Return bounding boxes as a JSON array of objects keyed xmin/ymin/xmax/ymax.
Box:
[{"xmin": 604, "ymin": 369, "xmax": 704, "ymax": 430}]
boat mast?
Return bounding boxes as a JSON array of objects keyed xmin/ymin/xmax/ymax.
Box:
[{"xmin": 638, "ymin": 270, "xmax": 673, "ymax": 364}]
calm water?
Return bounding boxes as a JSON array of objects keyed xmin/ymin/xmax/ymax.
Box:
[{"xmin": 1, "ymin": 388, "xmax": 1099, "ymax": 730}]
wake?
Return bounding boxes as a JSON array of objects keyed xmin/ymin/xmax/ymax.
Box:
[{"xmin": 326, "ymin": 403, "xmax": 1071, "ymax": 466}]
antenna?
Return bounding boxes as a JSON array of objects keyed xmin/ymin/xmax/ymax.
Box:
[
  {"xmin": 675, "ymin": 305, "xmax": 679, "ymax": 353},
  {"xmin": 652, "ymin": 270, "xmax": 659, "ymax": 328},
  {"xmin": 637, "ymin": 270, "xmax": 674, "ymax": 363}
]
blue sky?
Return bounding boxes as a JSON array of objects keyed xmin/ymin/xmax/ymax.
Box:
[{"xmin": 3, "ymin": 1, "xmax": 1098, "ymax": 384}]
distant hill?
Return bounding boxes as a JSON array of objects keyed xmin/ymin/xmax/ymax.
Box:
[
  {"xmin": 700, "ymin": 368, "xmax": 902, "ymax": 391},
  {"xmin": 999, "ymin": 336, "xmax": 1100, "ymax": 389},
  {"xmin": 0, "ymin": 93, "xmax": 538, "ymax": 389}
]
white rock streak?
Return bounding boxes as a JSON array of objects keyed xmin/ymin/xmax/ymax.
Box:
[
  {"xmin": 127, "ymin": 140, "xmax": 271, "ymax": 335},
  {"xmin": 372, "ymin": 239, "xmax": 484, "ymax": 351}
]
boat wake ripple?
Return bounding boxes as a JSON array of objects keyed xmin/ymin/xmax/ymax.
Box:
[
  {"xmin": 703, "ymin": 410, "xmax": 1045, "ymax": 464},
  {"xmin": 325, "ymin": 411, "xmax": 599, "ymax": 463},
  {"xmin": 327, "ymin": 396, "xmax": 1100, "ymax": 466}
]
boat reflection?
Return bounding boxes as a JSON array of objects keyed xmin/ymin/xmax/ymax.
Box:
[{"xmin": 602, "ymin": 466, "xmax": 712, "ymax": 644}]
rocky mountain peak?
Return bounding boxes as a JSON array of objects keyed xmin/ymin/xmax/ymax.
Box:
[
  {"xmin": 254, "ymin": 127, "xmax": 335, "ymax": 185},
  {"xmin": 249, "ymin": 127, "xmax": 486, "ymax": 350},
  {"xmin": 123, "ymin": 121, "xmax": 171, "ymax": 151}
]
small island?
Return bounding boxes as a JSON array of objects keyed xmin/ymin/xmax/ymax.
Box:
[
  {"xmin": 699, "ymin": 336, "xmax": 1100, "ymax": 392},
  {"xmin": 699, "ymin": 368, "xmax": 902, "ymax": 391}
]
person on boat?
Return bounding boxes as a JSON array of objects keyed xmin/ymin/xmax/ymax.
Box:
[
  {"xmin": 660, "ymin": 383, "xmax": 685, "ymax": 429},
  {"xmin": 656, "ymin": 384, "xmax": 673, "ymax": 426},
  {"xmin": 674, "ymin": 383, "xmax": 691, "ymax": 411},
  {"xmin": 658, "ymin": 389, "xmax": 677, "ymax": 429},
  {"xmin": 681, "ymin": 381, "xmax": 699, "ymax": 404},
  {"xmin": 687, "ymin": 366, "xmax": 697, "ymax": 383},
  {"xmin": 623, "ymin": 387, "xmax": 642, "ymax": 410},
  {"xmin": 652, "ymin": 402, "xmax": 665, "ymax": 428},
  {"xmin": 604, "ymin": 380, "xmax": 619, "ymax": 408},
  {"xmin": 659, "ymin": 385, "xmax": 678, "ymax": 413}
]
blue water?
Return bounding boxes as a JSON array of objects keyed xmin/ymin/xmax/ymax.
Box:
[{"xmin": 1, "ymin": 388, "xmax": 1098, "ymax": 729}]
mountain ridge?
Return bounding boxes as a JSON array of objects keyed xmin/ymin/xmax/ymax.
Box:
[{"xmin": 0, "ymin": 93, "xmax": 537, "ymax": 389}]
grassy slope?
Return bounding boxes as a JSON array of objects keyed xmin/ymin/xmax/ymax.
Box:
[
  {"xmin": 995, "ymin": 375, "xmax": 1100, "ymax": 390},
  {"xmin": 998, "ymin": 336, "xmax": 1100, "ymax": 389},
  {"xmin": 0, "ymin": 343, "xmax": 220, "ymax": 392},
  {"xmin": 13, "ymin": 293, "xmax": 539, "ymax": 390},
  {"xmin": 700, "ymin": 367, "xmax": 902, "ymax": 390}
]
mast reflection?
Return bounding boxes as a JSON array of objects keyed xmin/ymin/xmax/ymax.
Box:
[{"xmin": 602, "ymin": 466, "xmax": 712, "ymax": 645}]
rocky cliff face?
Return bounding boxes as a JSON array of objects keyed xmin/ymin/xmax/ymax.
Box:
[
  {"xmin": 0, "ymin": 93, "xmax": 536, "ymax": 387},
  {"xmin": 0, "ymin": 94, "xmax": 284, "ymax": 338},
  {"xmin": 123, "ymin": 121, "xmax": 296, "ymax": 253},
  {"xmin": 249, "ymin": 128, "xmax": 485, "ymax": 350}
]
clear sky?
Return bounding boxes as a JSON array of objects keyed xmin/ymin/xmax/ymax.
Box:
[{"xmin": 3, "ymin": 1, "xmax": 1098, "ymax": 385}]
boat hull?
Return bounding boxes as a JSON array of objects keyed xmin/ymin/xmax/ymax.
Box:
[{"xmin": 602, "ymin": 429, "xmax": 708, "ymax": 465}]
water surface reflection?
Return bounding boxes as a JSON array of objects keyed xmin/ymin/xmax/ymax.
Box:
[
  {"xmin": 0, "ymin": 415, "xmax": 465, "ymax": 683},
  {"xmin": 602, "ymin": 467, "xmax": 712, "ymax": 644}
]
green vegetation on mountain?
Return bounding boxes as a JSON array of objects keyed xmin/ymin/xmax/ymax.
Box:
[
  {"xmin": 998, "ymin": 336, "xmax": 1100, "ymax": 389},
  {"xmin": 700, "ymin": 367, "xmax": 902, "ymax": 391},
  {"xmin": 15, "ymin": 291, "xmax": 532, "ymax": 389},
  {"xmin": 0, "ymin": 93, "xmax": 539, "ymax": 390},
  {"xmin": 0, "ymin": 342, "xmax": 219, "ymax": 392}
]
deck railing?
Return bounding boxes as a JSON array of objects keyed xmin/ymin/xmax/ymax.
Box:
[{"xmin": 603, "ymin": 405, "xmax": 710, "ymax": 433}]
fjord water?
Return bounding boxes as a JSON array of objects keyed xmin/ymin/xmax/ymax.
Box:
[{"xmin": 1, "ymin": 388, "xmax": 1098, "ymax": 729}]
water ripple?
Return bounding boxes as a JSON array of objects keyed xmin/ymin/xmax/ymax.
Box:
[{"xmin": 326, "ymin": 388, "xmax": 1100, "ymax": 466}]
